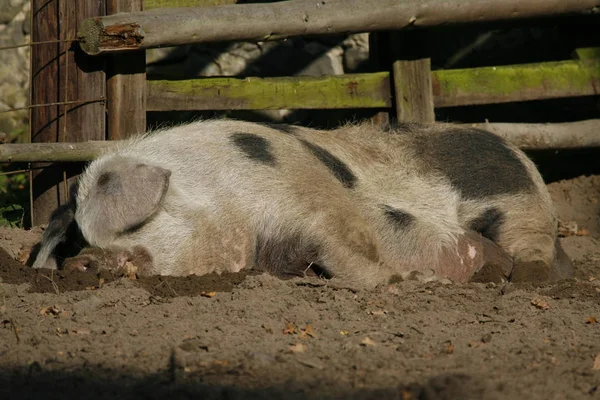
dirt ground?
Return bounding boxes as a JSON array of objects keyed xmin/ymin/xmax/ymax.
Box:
[{"xmin": 0, "ymin": 175, "xmax": 599, "ymax": 400}]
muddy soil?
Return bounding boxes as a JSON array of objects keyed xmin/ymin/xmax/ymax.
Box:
[{"xmin": 1, "ymin": 175, "xmax": 599, "ymax": 400}]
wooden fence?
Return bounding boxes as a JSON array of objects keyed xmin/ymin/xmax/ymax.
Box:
[{"xmin": 1, "ymin": 0, "xmax": 599, "ymax": 225}]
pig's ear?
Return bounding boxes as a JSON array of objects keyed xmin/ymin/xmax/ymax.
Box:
[{"xmin": 81, "ymin": 162, "xmax": 171, "ymax": 239}]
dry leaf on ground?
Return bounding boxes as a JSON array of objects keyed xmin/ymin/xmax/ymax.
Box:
[
  {"xmin": 40, "ymin": 305, "xmax": 62, "ymax": 316},
  {"xmin": 444, "ymin": 341, "xmax": 455, "ymax": 354},
  {"xmin": 283, "ymin": 322, "xmax": 296, "ymax": 335},
  {"xmin": 558, "ymin": 221, "xmax": 590, "ymax": 237},
  {"xmin": 360, "ymin": 337, "xmax": 377, "ymax": 347},
  {"xmin": 121, "ymin": 262, "xmax": 138, "ymax": 280},
  {"xmin": 593, "ymin": 353, "xmax": 600, "ymax": 370},
  {"xmin": 531, "ymin": 297, "xmax": 550, "ymax": 310},
  {"xmin": 289, "ymin": 343, "xmax": 307, "ymax": 353},
  {"xmin": 16, "ymin": 248, "xmax": 29, "ymax": 264},
  {"xmin": 200, "ymin": 291, "xmax": 216, "ymax": 298},
  {"xmin": 300, "ymin": 324, "xmax": 315, "ymax": 339}
]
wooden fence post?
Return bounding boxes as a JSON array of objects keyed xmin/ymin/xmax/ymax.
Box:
[
  {"xmin": 106, "ymin": 0, "xmax": 146, "ymax": 140},
  {"xmin": 30, "ymin": 0, "xmax": 107, "ymax": 226},
  {"xmin": 390, "ymin": 32, "xmax": 435, "ymax": 123}
]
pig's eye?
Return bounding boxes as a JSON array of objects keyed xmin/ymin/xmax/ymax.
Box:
[{"xmin": 96, "ymin": 172, "xmax": 122, "ymax": 195}]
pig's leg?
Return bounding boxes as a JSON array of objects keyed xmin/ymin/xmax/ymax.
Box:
[
  {"xmin": 288, "ymin": 207, "xmax": 390, "ymax": 290},
  {"xmin": 468, "ymin": 205, "xmax": 565, "ymax": 282}
]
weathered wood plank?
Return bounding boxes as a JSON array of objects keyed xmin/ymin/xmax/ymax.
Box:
[
  {"xmin": 30, "ymin": 0, "xmax": 106, "ymax": 226},
  {"xmin": 1, "ymin": 142, "xmax": 116, "ymax": 163},
  {"xmin": 393, "ymin": 58, "xmax": 435, "ymax": 122},
  {"xmin": 389, "ymin": 31, "xmax": 435, "ymax": 123},
  {"xmin": 433, "ymin": 59, "xmax": 600, "ymax": 107},
  {"xmin": 144, "ymin": 57, "xmax": 599, "ymax": 111},
  {"xmin": 5, "ymin": 119, "xmax": 600, "ymax": 163},
  {"xmin": 30, "ymin": 0, "xmax": 61, "ymax": 226},
  {"xmin": 76, "ymin": 0, "xmax": 600, "ymax": 55},
  {"xmin": 145, "ymin": 0, "xmax": 238, "ymax": 9},
  {"xmin": 463, "ymin": 119, "xmax": 600, "ymax": 150},
  {"xmin": 106, "ymin": 0, "xmax": 146, "ymax": 140},
  {"xmin": 146, "ymin": 73, "xmax": 392, "ymax": 111}
]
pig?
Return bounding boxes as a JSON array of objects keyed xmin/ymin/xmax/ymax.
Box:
[{"xmin": 30, "ymin": 119, "xmax": 573, "ymax": 288}]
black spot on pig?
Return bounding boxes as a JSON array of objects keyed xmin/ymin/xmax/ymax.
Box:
[
  {"xmin": 469, "ymin": 208, "xmax": 505, "ymax": 243},
  {"xmin": 381, "ymin": 205, "xmax": 415, "ymax": 229},
  {"xmin": 231, "ymin": 133, "xmax": 277, "ymax": 166},
  {"xmin": 300, "ymin": 139, "xmax": 356, "ymax": 189},
  {"xmin": 412, "ymin": 128, "xmax": 534, "ymax": 199}
]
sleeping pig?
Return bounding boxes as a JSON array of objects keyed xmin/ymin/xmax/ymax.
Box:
[{"xmin": 30, "ymin": 119, "xmax": 573, "ymax": 288}]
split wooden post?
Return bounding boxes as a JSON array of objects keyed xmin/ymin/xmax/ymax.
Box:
[
  {"xmin": 390, "ymin": 32, "xmax": 435, "ymax": 123},
  {"xmin": 30, "ymin": 0, "xmax": 107, "ymax": 226},
  {"xmin": 106, "ymin": 0, "xmax": 146, "ymax": 140}
]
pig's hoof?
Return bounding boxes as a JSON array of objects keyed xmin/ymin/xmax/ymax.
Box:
[
  {"xmin": 470, "ymin": 261, "xmax": 510, "ymax": 283},
  {"xmin": 470, "ymin": 240, "xmax": 513, "ymax": 284}
]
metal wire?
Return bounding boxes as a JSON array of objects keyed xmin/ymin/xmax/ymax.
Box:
[
  {"xmin": 0, "ymin": 38, "xmax": 76, "ymax": 52},
  {"xmin": 61, "ymin": 6, "xmax": 71, "ymax": 202},
  {"xmin": 28, "ymin": 0, "xmax": 34, "ymax": 226},
  {"xmin": 4, "ymin": 0, "xmax": 108, "ymax": 223},
  {"xmin": 0, "ymin": 98, "xmax": 106, "ymax": 115},
  {"xmin": 0, "ymin": 169, "xmax": 31, "ymax": 177},
  {"xmin": 0, "ymin": 165, "xmax": 49, "ymax": 177}
]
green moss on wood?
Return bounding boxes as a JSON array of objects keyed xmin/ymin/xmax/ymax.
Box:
[
  {"xmin": 573, "ymin": 47, "xmax": 600, "ymax": 60},
  {"xmin": 147, "ymin": 73, "xmax": 392, "ymax": 111},
  {"xmin": 144, "ymin": 0, "xmax": 238, "ymax": 9},
  {"xmin": 432, "ymin": 59, "xmax": 600, "ymax": 107},
  {"xmin": 146, "ymin": 57, "xmax": 599, "ymax": 111}
]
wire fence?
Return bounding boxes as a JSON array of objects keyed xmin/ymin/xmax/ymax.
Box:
[{"xmin": 0, "ymin": 1, "xmax": 100, "ymax": 223}]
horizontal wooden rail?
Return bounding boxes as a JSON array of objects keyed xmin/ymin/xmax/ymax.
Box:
[
  {"xmin": 2, "ymin": 119, "xmax": 599, "ymax": 162},
  {"xmin": 433, "ymin": 59, "xmax": 600, "ymax": 107},
  {"xmin": 76, "ymin": 0, "xmax": 600, "ymax": 55},
  {"xmin": 145, "ymin": 0, "xmax": 237, "ymax": 9},
  {"xmin": 0, "ymin": 141, "xmax": 115, "ymax": 163},
  {"xmin": 146, "ymin": 73, "xmax": 392, "ymax": 111},
  {"xmin": 466, "ymin": 119, "xmax": 600, "ymax": 150},
  {"xmin": 145, "ymin": 58, "xmax": 600, "ymax": 111}
]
